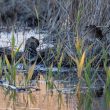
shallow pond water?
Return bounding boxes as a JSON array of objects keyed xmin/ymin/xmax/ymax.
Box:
[
  {"xmin": 0, "ymin": 74, "xmax": 106, "ymax": 110},
  {"xmin": 0, "ymin": 28, "xmax": 53, "ymax": 52},
  {"xmin": 0, "ymin": 74, "xmax": 78, "ymax": 110},
  {"xmin": 0, "ymin": 28, "xmax": 107, "ymax": 110}
]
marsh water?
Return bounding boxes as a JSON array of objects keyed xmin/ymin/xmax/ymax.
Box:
[
  {"xmin": 0, "ymin": 28, "xmax": 52, "ymax": 52},
  {"xmin": 0, "ymin": 74, "xmax": 105, "ymax": 110},
  {"xmin": 0, "ymin": 29, "xmax": 106, "ymax": 110}
]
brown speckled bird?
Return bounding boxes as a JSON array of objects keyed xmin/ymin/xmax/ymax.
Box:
[
  {"xmin": 24, "ymin": 36, "xmax": 39, "ymax": 53},
  {"xmin": 24, "ymin": 36, "xmax": 39, "ymax": 63},
  {"xmin": 85, "ymin": 25, "xmax": 104, "ymax": 41}
]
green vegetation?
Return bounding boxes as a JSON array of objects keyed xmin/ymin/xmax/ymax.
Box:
[{"xmin": 0, "ymin": 0, "xmax": 110, "ymax": 110}]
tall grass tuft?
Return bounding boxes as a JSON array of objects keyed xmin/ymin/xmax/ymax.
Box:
[{"xmin": 4, "ymin": 32, "xmax": 36, "ymax": 101}]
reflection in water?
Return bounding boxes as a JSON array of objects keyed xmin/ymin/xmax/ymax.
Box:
[
  {"xmin": 0, "ymin": 75, "xmax": 78, "ymax": 110},
  {"xmin": 0, "ymin": 74, "xmax": 106, "ymax": 110}
]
